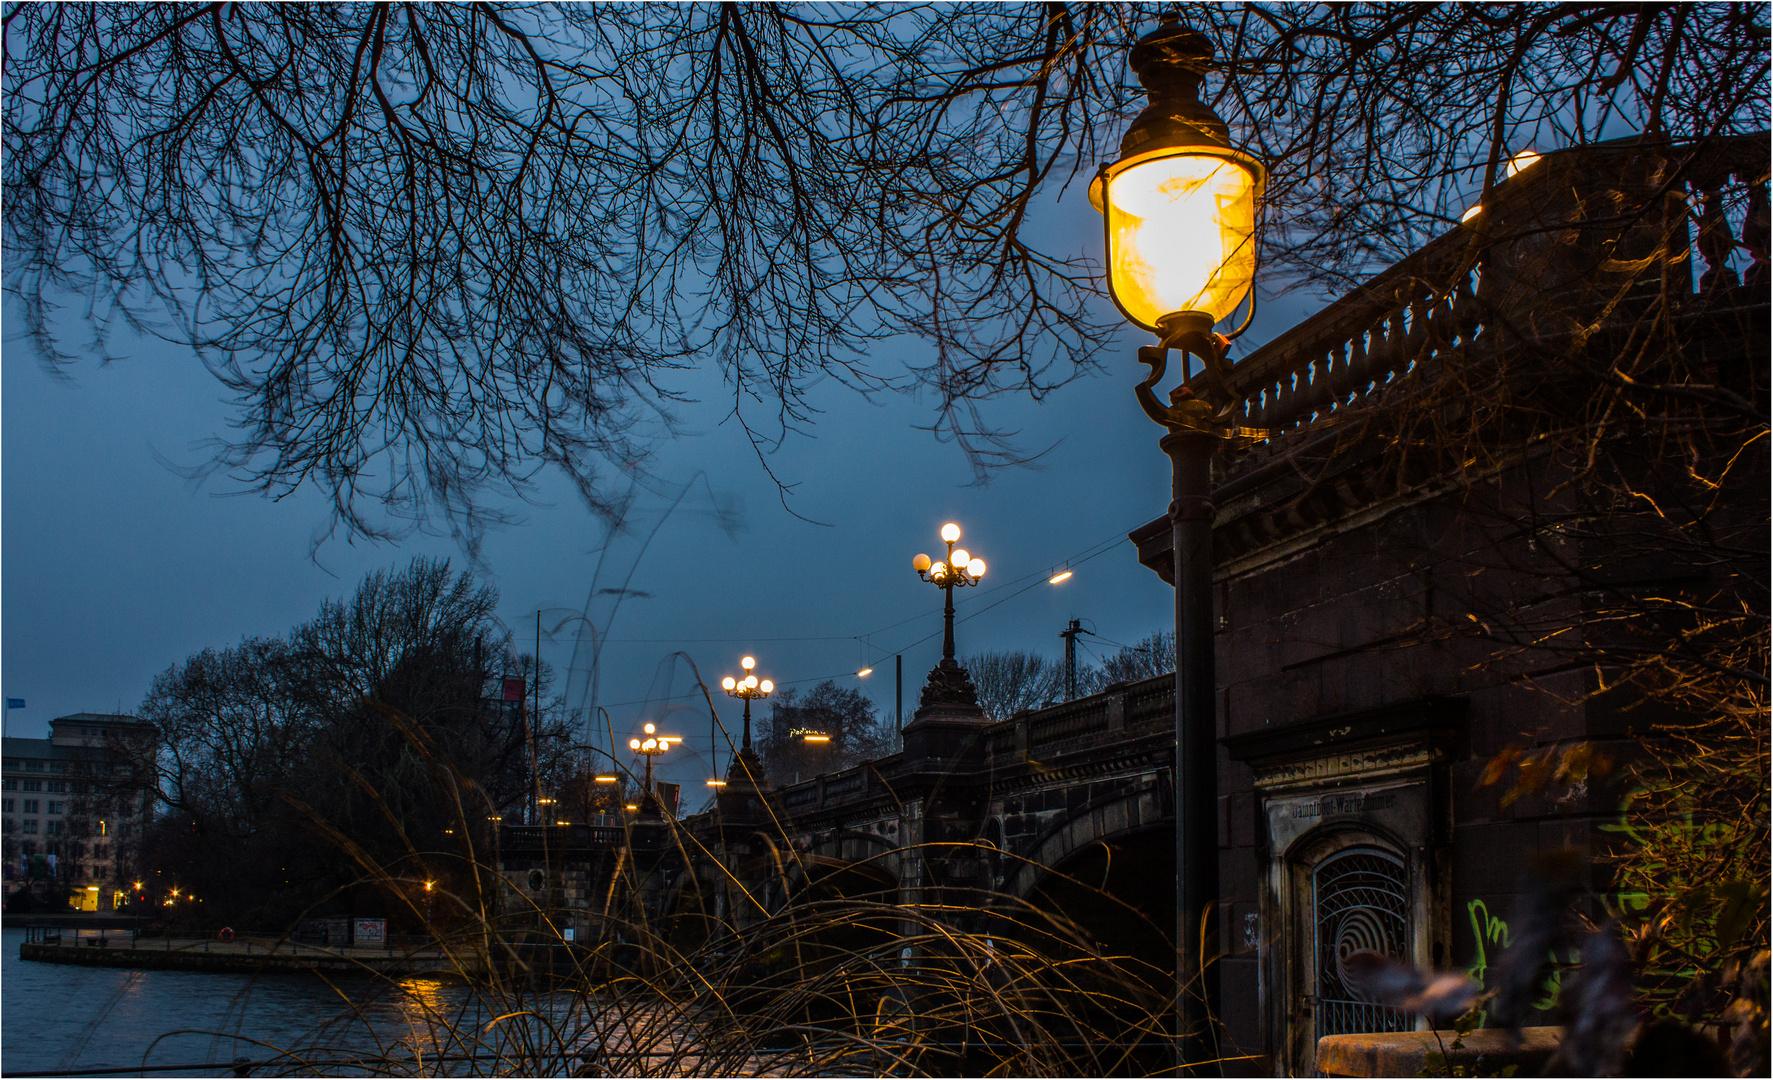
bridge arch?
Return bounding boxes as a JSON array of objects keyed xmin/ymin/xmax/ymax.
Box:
[
  {"xmin": 780, "ymin": 828, "xmax": 902, "ymax": 901},
  {"xmin": 1002, "ymin": 786, "xmax": 1172, "ymax": 902}
]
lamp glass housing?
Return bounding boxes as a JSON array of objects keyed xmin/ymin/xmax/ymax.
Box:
[{"xmin": 1094, "ymin": 146, "xmax": 1261, "ymax": 332}]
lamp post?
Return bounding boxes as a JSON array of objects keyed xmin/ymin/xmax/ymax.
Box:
[
  {"xmin": 912, "ymin": 521, "xmax": 988, "ymax": 661},
  {"xmin": 721, "ymin": 656, "xmax": 774, "ymax": 784},
  {"xmin": 1090, "ymin": 15, "xmax": 1265, "ymax": 1074},
  {"xmin": 627, "ymin": 722, "xmax": 679, "ymax": 817}
]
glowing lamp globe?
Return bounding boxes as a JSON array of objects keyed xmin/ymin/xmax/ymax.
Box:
[
  {"xmin": 913, "ymin": 553, "xmax": 932, "ymax": 573},
  {"xmin": 722, "ymin": 676, "xmax": 737, "ymax": 691},
  {"xmin": 1087, "ymin": 20, "xmax": 1265, "ymax": 334}
]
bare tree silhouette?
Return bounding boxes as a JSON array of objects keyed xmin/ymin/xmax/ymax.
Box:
[{"xmin": 6, "ymin": 4, "xmax": 1763, "ymax": 541}]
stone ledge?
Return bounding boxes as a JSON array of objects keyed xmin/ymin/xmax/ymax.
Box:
[{"xmin": 1316, "ymin": 1027, "xmax": 1561, "ymax": 1077}]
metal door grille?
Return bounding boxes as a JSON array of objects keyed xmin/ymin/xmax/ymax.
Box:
[{"xmin": 1312, "ymin": 846, "xmax": 1412, "ymax": 1037}]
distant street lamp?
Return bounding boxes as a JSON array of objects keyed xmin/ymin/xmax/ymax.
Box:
[
  {"xmin": 1090, "ymin": 14, "xmax": 1266, "ymax": 1073},
  {"xmin": 719, "ymin": 656, "xmax": 776, "ymax": 790},
  {"xmin": 627, "ymin": 722, "xmax": 679, "ymax": 816},
  {"xmin": 912, "ymin": 522, "xmax": 987, "ymax": 662}
]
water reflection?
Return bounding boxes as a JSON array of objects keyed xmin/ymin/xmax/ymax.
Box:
[{"xmin": 0, "ymin": 929, "xmax": 544, "ymax": 1076}]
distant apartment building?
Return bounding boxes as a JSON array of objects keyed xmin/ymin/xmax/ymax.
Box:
[{"xmin": 2, "ymin": 714, "xmax": 157, "ymax": 910}]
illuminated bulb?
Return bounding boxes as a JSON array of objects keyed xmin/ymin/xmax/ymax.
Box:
[
  {"xmin": 857, "ymin": 667, "xmax": 873, "ymax": 677},
  {"xmin": 1461, "ymin": 204, "xmax": 1482, "ymax": 223},
  {"xmin": 1506, "ymin": 148, "xmax": 1540, "ymax": 177},
  {"xmin": 595, "ymin": 775, "xmax": 617, "ymax": 784},
  {"xmin": 722, "ymin": 676, "xmax": 737, "ymax": 691},
  {"xmin": 941, "ymin": 523, "xmax": 961, "ymax": 543},
  {"xmin": 745, "ymin": 675, "xmax": 758, "ymax": 689},
  {"xmin": 629, "ymin": 738, "xmax": 641, "ymax": 750},
  {"xmin": 931, "ymin": 561, "xmax": 949, "ymax": 579},
  {"xmin": 1098, "ymin": 153, "xmax": 1260, "ymax": 328},
  {"xmin": 741, "ymin": 656, "xmax": 755, "ymax": 670},
  {"xmin": 643, "ymin": 738, "xmax": 657, "ymax": 750},
  {"xmin": 952, "ymin": 548, "xmax": 970, "ymax": 568},
  {"xmin": 968, "ymin": 558, "xmax": 986, "ymax": 578},
  {"xmin": 912, "ymin": 552, "xmax": 932, "ymax": 573},
  {"xmin": 644, "ymin": 722, "xmax": 656, "ymax": 734},
  {"xmin": 1049, "ymin": 570, "xmax": 1073, "ymax": 585},
  {"xmin": 760, "ymin": 680, "xmax": 773, "ymax": 693}
]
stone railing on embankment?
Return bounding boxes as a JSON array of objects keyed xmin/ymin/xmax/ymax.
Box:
[{"xmin": 18, "ymin": 929, "xmax": 481, "ymax": 975}]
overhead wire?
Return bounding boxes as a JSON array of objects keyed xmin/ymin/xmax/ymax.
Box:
[{"xmin": 584, "ymin": 520, "xmax": 1151, "ymax": 713}]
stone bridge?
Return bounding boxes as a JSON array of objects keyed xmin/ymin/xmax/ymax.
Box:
[{"xmin": 499, "ymin": 131, "xmax": 1768, "ymax": 1075}]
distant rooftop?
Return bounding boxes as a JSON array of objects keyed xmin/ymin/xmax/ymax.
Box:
[{"xmin": 52, "ymin": 713, "xmax": 153, "ymax": 728}]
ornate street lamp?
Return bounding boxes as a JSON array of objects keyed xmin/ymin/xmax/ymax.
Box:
[
  {"xmin": 627, "ymin": 722, "xmax": 679, "ymax": 817},
  {"xmin": 720, "ymin": 655, "xmax": 774, "ymax": 786},
  {"xmin": 908, "ymin": 521, "xmax": 988, "ymax": 711},
  {"xmin": 1090, "ymin": 15, "xmax": 1265, "ymax": 1072},
  {"xmin": 912, "ymin": 522, "xmax": 987, "ymax": 660}
]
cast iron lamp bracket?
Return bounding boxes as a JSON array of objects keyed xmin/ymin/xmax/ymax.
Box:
[{"xmin": 1135, "ymin": 310, "xmax": 1262, "ymax": 438}]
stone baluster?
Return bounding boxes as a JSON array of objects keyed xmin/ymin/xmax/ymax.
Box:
[
  {"xmin": 1340, "ymin": 328, "xmax": 1368, "ymax": 400},
  {"xmin": 1693, "ymin": 178, "xmax": 1740, "ymax": 293},
  {"xmin": 1404, "ymin": 295, "xmax": 1433, "ymax": 370},
  {"xmin": 1310, "ymin": 347, "xmax": 1339, "ymax": 419},
  {"xmin": 1325, "ymin": 340, "xmax": 1352, "ymax": 407},
  {"xmin": 1273, "ymin": 364, "xmax": 1299, "ymax": 430},
  {"xmin": 1740, "ymin": 166, "xmax": 1769, "ymax": 289},
  {"xmin": 1450, "ymin": 268, "xmax": 1483, "ymax": 342}
]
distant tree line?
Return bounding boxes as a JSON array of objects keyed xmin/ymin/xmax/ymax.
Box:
[
  {"xmin": 756, "ymin": 681, "xmax": 896, "ymax": 786},
  {"xmin": 964, "ymin": 631, "xmax": 1175, "ymax": 721},
  {"xmin": 131, "ymin": 558, "xmax": 572, "ymax": 930}
]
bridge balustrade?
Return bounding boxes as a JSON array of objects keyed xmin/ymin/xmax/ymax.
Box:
[
  {"xmin": 1026, "ymin": 697, "xmax": 1112, "ymax": 757},
  {"xmin": 1123, "ymin": 677, "xmax": 1174, "ymax": 732},
  {"xmin": 1214, "ymin": 133, "xmax": 1766, "ymax": 442},
  {"xmin": 499, "ymin": 824, "xmax": 624, "ymax": 853}
]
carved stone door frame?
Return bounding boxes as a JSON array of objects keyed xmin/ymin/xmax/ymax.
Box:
[{"xmin": 1226, "ymin": 698, "xmax": 1460, "ymax": 1076}]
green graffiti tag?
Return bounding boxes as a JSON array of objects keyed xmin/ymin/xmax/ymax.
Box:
[{"xmin": 1465, "ymin": 898, "xmax": 1563, "ymax": 1023}]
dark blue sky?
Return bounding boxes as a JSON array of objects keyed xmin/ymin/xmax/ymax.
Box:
[{"xmin": 2, "ymin": 259, "xmax": 1317, "ymax": 798}]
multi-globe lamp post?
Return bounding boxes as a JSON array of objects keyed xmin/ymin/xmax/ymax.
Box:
[
  {"xmin": 720, "ymin": 655, "xmax": 774, "ymax": 786},
  {"xmin": 627, "ymin": 722, "xmax": 679, "ymax": 816},
  {"xmin": 1089, "ymin": 14, "xmax": 1265, "ymax": 1071},
  {"xmin": 911, "ymin": 522, "xmax": 987, "ymax": 661}
]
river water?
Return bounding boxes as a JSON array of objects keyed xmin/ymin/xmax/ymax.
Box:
[{"xmin": 0, "ymin": 928, "xmax": 566, "ymax": 1077}]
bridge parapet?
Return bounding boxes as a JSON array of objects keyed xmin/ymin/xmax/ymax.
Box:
[
  {"xmin": 1136, "ymin": 132, "xmax": 1768, "ymax": 582},
  {"xmin": 1212, "ymin": 132, "xmax": 1766, "ymax": 442}
]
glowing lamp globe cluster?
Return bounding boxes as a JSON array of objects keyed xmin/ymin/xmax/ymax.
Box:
[{"xmin": 720, "ymin": 656, "xmax": 774, "ymax": 698}]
